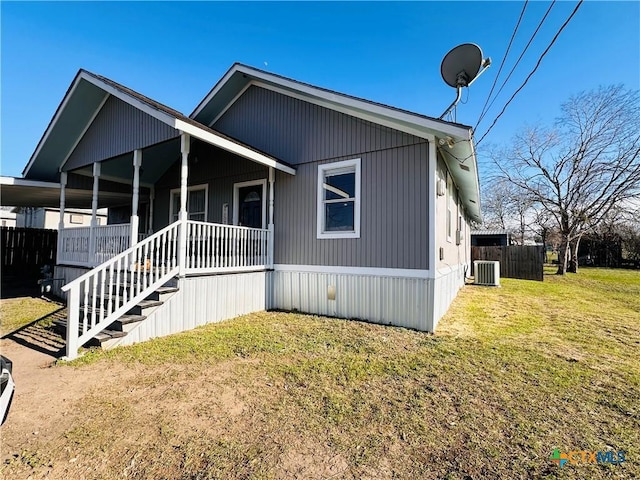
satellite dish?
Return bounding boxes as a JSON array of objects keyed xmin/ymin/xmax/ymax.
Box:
[{"xmin": 439, "ymin": 43, "xmax": 490, "ymax": 120}]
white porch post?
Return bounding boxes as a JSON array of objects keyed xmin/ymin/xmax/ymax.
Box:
[
  {"xmin": 57, "ymin": 171, "xmax": 67, "ymax": 262},
  {"xmin": 148, "ymin": 186, "xmax": 155, "ymax": 235},
  {"xmin": 268, "ymin": 167, "xmax": 275, "ymax": 267},
  {"xmin": 178, "ymin": 133, "xmax": 190, "ymax": 276},
  {"xmin": 89, "ymin": 162, "xmax": 101, "ymax": 265},
  {"xmin": 130, "ymin": 149, "xmax": 142, "ymax": 246}
]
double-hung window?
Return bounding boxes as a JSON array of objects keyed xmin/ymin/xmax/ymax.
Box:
[
  {"xmin": 317, "ymin": 158, "xmax": 361, "ymax": 239},
  {"xmin": 170, "ymin": 184, "xmax": 208, "ymax": 222}
]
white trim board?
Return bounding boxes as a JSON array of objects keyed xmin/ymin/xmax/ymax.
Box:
[
  {"xmin": 169, "ymin": 183, "xmax": 209, "ymax": 222},
  {"xmin": 273, "ymin": 264, "xmax": 434, "ymax": 279},
  {"xmin": 23, "ymin": 75, "xmax": 84, "ymax": 177},
  {"xmin": 255, "ymin": 81, "xmax": 442, "ymax": 142},
  {"xmin": 0, "ymin": 176, "xmax": 61, "ymax": 188},
  {"xmin": 317, "ymin": 158, "xmax": 361, "ymax": 240},
  {"xmin": 192, "ymin": 65, "xmax": 470, "ymax": 140},
  {"xmin": 60, "ymin": 93, "xmax": 110, "ymax": 172},
  {"xmin": 209, "ymin": 83, "xmax": 253, "ymax": 127},
  {"xmin": 80, "ymin": 72, "xmax": 176, "ymax": 127}
]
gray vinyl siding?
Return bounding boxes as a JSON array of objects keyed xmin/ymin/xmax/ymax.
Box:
[
  {"xmin": 213, "ymin": 85, "xmax": 423, "ymax": 166},
  {"xmin": 65, "ymin": 95, "xmax": 177, "ymax": 170},
  {"xmin": 153, "ymin": 142, "xmax": 268, "ymax": 229},
  {"xmin": 274, "ymin": 142, "xmax": 429, "ymax": 269},
  {"xmin": 213, "ymin": 85, "xmax": 431, "ymax": 270}
]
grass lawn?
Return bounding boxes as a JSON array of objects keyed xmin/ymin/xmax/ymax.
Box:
[
  {"xmin": 0, "ymin": 296, "xmax": 62, "ymax": 336},
  {"xmin": 2, "ymin": 268, "xmax": 638, "ymax": 479}
]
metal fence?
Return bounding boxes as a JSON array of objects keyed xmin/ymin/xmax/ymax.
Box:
[{"xmin": 471, "ymin": 245, "xmax": 544, "ymax": 281}]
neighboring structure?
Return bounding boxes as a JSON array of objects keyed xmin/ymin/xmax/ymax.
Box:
[
  {"xmin": 15, "ymin": 207, "xmax": 107, "ymax": 229},
  {"xmin": 471, "ymin": 229, "xmax": 511, "ymax": 247},
  {"xmin": 0, "ymin": 64, "xmax": 481, "ymax": 359},
  {"xmin": 0, "ymin": 208, "xmax": 16, "ymax": 227}
]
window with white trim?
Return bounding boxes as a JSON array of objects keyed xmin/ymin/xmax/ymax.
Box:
[
  {"xmin": 170, "ymin": 184, "xmax": 208, "ymax": 222},
  {"xmin": 317, "ymin": 158, "xmax": 361, "ymax": 239}
]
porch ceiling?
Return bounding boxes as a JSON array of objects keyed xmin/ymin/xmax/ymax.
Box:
[
  {"xmin": 0, "ymin": 176, "xmax": 138, "ymax": 208},
  {"xmin": 71, "ymin": 139, "xmax": 181, "ymax": 186}
]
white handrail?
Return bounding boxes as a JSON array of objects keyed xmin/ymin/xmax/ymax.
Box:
[
  {"xmin": 62, "ymin": 221, "xmax": 181, "ymax": 359},
  {"xmin": 185, "ymin": 221, "xmax": 270, "ymax": 273}
]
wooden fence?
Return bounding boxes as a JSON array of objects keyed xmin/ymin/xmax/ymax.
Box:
[
  {"xmin": 1, "ymin": 227, "xmax": 58, "ymax": 283},
  {"xmin": 472, "ymin": 245, "xmax": 544, "ymax": 281}
]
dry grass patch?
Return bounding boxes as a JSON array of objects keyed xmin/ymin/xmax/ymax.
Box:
[
  {"xmin": 0, "ymin": 296, "xmax": 62, "ymax": 335},
  {"xmin": 1, "ymin": 268, "xmax": 638, "ymax": 479}
]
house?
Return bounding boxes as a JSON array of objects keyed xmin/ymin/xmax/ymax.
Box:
[
  {"xmin": 15, "ymin": 207, "xmax": 107, "ymax": 229},
  {"xmin": 471, "ymin": 229, "xmax": 511, "ymax": 247},
  {"xmin": 0, "ymin": 64, "xmax": 481, "ymax": 359}
]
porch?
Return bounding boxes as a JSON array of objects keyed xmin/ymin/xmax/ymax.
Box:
[
  {"xmin": 57, "ymin": 220, "xmax": 270, "ymax": 272},
  {"xmin": 5, "ymin": 70, "xmax": 296, "ymax": 360}
]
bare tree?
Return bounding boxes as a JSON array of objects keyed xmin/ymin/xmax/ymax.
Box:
[
  {"xmin": 493, "ymin": 85, "xmax": 640, "ymax": 274},
  {"xmin": 481, "ymin": 177, "xmax": 535, "ymax": 244},
  {"xmin": 481, "ymin": 178, "xmax": 516, "ymax": 230}
]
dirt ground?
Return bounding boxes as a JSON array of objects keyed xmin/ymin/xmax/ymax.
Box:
[
  {"xmin": 1, "ymin": 326, "xmax": 102, "ymax": 456},
  {"xmin": 0, "ymin": 322, "xmax": 348, "ymax": 479}
]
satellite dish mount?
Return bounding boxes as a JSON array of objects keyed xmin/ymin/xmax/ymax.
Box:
[{"xmin": 439, "ymin": 43, "xmax": 491, "ymax": 120}]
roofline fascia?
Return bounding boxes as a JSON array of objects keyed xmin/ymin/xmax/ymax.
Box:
[
  {"xmin": 22, "ymin": 70, "xmax": 177, "ymax": 179},
  {"xmin": 80, "ymin": 71, "xmax": 176, "ymax": 126},
  {"xmin": 193, "ymin": 64, "xmax": 471, "ymax": 141},
  {"xmin": 190, "ymin": 62, "xmax": 241, "ymax": 118},
  {"xmin": 1, "ymin": 176, "xmax": 61, "ymax": 188},
  {"xmin": 22, "ymin": 70, "xmax": 85, "ymax": 178},
  {"xmin": 468, "ymin": 131, "xmax": 482, "ymax": 223}
]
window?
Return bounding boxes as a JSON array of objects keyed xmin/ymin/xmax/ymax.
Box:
[
  {"xmin": 170, "ymin": 184, "xmax": 208, "ymax": 222},
  {"xmin": 317, "ymin": 158, "xmax": 361, "ymax": 239},
  {"xmin": 446, "ymin": 173, "xmax": 453, "ymax": 242}
]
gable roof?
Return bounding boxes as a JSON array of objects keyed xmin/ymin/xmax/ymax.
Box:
[
  {"xmin": 191, "ymin": 63, "xmax": 481, "ymax": 222},
  {"xmin": 23, "ymin": 70, "xmax": 295, "ymax": 182}
]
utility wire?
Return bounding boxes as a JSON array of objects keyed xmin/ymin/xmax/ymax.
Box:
[
  {"xmin": 476, "ymin": 1, "xmax": 556, "ymax": 129},
  {"xmin": 475, "ymin": 0, "xmax": 584, "ymax": 148},
  {"xmin": 476, "ymin": 1, "xmax": 529, "ymax": 129}
]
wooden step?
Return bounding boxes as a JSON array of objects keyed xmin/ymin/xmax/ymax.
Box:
[
  {"xmin": 57, "ymin": 282, "xmax": 180, "ymax": 352},
  {"xmin": 52, "ymin": 319, "xmax": 127, "ymax": 347}
]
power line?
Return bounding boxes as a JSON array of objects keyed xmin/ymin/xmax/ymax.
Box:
[
  {"xmin": 475, "ymin": 0, "xmax": 584, "ymax": 148},
  {"xmin": 476, "ymin": 1, "xmax": 556, "ymax": 129},
  {"xmin": 476, "ymin": 1, "xmax": 529, "ymax": 129}
]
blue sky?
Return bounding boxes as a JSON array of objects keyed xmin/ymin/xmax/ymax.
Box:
[{"xmin": 1, "ymin": 1, "xmax": 639, "ymax": 180}]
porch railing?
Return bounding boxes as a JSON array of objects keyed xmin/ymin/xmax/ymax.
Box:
[
  {"xmin": 185, "ymin": 221, "xmax": 270, "ymax": 273},
  {"xmin": 59, "ymin": 220, "xmax": 272, "ymax": 359},
  {"xmin": 61, "ymin": 221, "xmax": 181, "ymax": 359},
  {"xmin": 58, "ymin": 224, "xmax": 130, "ymax": 267}
]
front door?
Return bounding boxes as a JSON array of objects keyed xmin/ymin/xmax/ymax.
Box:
[{"xmin": 238, "ymin": 184, "xmax": 263, "ymax": 228}]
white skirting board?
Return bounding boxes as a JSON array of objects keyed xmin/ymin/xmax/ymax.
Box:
[
  {"xmin": 114, "ymin": 271, "xmax": 268, "ymax": 347},
  {"xmin": 54, "ymin": 265, "xmax": 466, "ymax": 346},
  {"xmin": 268, "ymin": 270, "xmax": 438, "ymax": 331},
  {"xmin": 432, "ymin": 265, "xmax": 466, "ymax": 331}
]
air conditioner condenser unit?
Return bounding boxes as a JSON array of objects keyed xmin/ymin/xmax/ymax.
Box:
[{"xmin": 474, "ymin": 260, "xmax": 500, "ymax": 286}]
